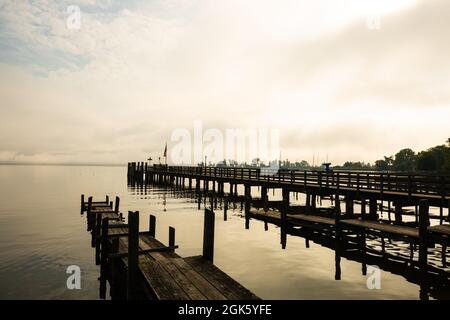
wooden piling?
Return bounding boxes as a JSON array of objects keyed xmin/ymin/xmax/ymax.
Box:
[
  {"xmin": 80, "ymin": 194, "xmax": 85, "ymax": 213},
  {"xmin": 418, "ymin": 200, "xmax": 430, "ymax": 271},
  {"xmin": 114, "ymin": 196, "xmax": 120, "ymax": 215},
  {"xmin": 127, "ymin": 211, "xmax": 139, "ymax": 300},
  {"xmin": 149, "ymin": 214, "xmax": 156, "ymax": 237},
  {"xmin": 203, "ymin": 208, "xmax": 215, "ymax": 263},
  {"xmin": 169, "ymin": 226, "xmax": 175, "ymax": 249}
]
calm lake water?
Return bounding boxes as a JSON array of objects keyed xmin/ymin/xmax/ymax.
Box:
[{"xmin": 0, "ymin": 165, "xmax": 447, "ymax": 299}]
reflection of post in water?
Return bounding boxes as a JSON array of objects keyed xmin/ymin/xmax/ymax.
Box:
[
  {"xmin": 163, "ymin": 190, "xmax": 167, "ymax": 212},
  {"xmin": 244, "ymin": 184, "xmax": 251, "ymax": 230},
  {"xmin": 335, "ymin": 247, "xmax": 341, "ymax": 281},
  {"xmin": 198, "ymin": 192, "xmax": 202, "ymax": 210},
  {"xmin": 223, "ymin": 196, "xmax": 228, "ymax": 221}
]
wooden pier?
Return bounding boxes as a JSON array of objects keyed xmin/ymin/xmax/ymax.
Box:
[
  {"xmin": 80, "ymin": 195, "xmax": 259, "ymax": 300},
  {"xmin": 127, "ymin": 163, "xmax": 450, "ymax": 295}
]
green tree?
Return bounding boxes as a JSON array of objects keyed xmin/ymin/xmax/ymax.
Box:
[
  {"xmin": 416, "ymin": 145, "xmax": 450, "ymax": 172},
  {"xmin": 375, "ymin": 159, "xmax": 389, "ymax": 171},
  {"xmin": 393, "ymin": 148, "xmax": 416, "ymax": 171}
]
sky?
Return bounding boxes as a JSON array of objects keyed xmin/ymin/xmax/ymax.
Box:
[{"xmin": 0, "ymin": 0, "xmax": 449, "ymax": 165}]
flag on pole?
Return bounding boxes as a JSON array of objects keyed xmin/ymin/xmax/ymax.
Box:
[{"xmin": 163, "ymin": 142, "xmax": 167, "ymax": 161}]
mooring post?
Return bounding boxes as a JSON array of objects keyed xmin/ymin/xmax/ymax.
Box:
[
  {"xmin": 80, "ymin": 194, "xmax": 85, "ymax": 213},
  {"xmin": 149, "ymin": 214, "xmax": 156, "ymax": 237},
  {"xmin": 127, "ymin": 211, "xmax": 139, "ymax": 300},
  {"xmin": 169, "ymin": 226, "xmax": 175, "ymax": 250},
  {"xmin": 203, "ymin": 208, "xmax": 215, "ymax": 263},
  {"xmin": 418, "ymin": 200, "xmax": 430, "ymax": 272},
  {"xmin": 114, "ymin": 196, "xmax": 120, "ymax": 215}
]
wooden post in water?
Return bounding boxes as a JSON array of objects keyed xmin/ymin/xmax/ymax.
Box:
[
  {"xmin": 169, "ymin": 226, "xmax": 175, "ymax": 250},
  {"xmin": 114, "ymin": 196, "xmax": 120, "ymax": 215},
  {"xmin": 127, "ymin": 211, "xmax": 139, "ymax": 300},
  {"xmin": 149, "ymin": 214, "xmax": 156, "ymax": 237},
  {"xmin": 99, "ymin": 217, "xmax": 109, "ymax": 299},
  {"xmin": 203, "ymin": 208, "xmax": 215, "ymax": 263},
  {"xmin": 418, "ymin": 200, "xmax": 430, "ymax": 272},
  {"xmin": 80, "ymin": 194, "xmax": 85, "ymax": 213}
]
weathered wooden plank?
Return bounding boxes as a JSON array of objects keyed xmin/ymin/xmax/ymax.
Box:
[
  {"xmin": 428, "ymin": 224, "xmax": 450, "ymax": 236},
  {"xmin": 341, "ymin": 219, "xmax": 419, "ymax": 238},
  {"xmin": 185, "ymin": 255, "xmax": 259, "ymax": 300},
  {"xmin": 120, "ymin": 237, "xmax": 190, "ymax": 300},
  {"xmin": 287, "ymin": 214, "xmax": 335, "ymax": 226}
]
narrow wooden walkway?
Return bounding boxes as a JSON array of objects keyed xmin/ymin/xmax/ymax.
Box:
[
  {"xmin": 82, "ymin": 195, "xmax": 259, "ymax": 300},
  {"xmin": 250, "ymin": 205, "xmax": 450, "ymax": 244}
]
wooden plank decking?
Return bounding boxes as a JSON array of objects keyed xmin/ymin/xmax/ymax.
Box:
[{"xmin": 82, "ymin": 196, "xmax": 259, "ymax": 300}]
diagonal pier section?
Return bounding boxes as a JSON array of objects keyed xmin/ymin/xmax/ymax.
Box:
[{"xmin": 80, "ymin": 194, "xmax": 259, "ymax": 300}]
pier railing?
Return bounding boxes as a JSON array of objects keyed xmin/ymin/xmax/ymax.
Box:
[{"xmin": 151, "ymin": 166, "xmax": 450, "ymax": 198}]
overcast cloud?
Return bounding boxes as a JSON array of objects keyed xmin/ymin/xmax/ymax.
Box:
[{"xmin": 0, "ymin": 0, "xmax": 448, "ymax": 165}]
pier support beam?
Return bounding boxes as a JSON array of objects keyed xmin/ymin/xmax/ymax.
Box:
[
  {"xmin": 394, "ymin": 201, "xmax": 403, "ymax": 224},
  {"xmin": 369, "ymin": 198, "xmax": 378, "ymax": 220},
  {"xmin": 345, "ymin": 194, "xmax": 354, "ymax": 216},
  {"xmin": 261, "ymin": 186, "xmax": 268, "ymax": 211}
]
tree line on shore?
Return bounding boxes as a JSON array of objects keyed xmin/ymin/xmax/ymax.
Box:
[{"xmin": 209, "ymin": 139, "xmax": 450, "ymax": 172}]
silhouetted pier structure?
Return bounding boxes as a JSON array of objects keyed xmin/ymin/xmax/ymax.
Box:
[
  {"xmin": 128, "ymin": 163, "xmax": 450, "ymax": 294},
  {"xmin": 80, "ymin": 194, "xmax": 259, "ymax": 300}
]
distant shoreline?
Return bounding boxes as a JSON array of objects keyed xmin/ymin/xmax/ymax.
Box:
[{"xmin": 0, "ymin": 162, "xmax": 126, "ymax": 167}]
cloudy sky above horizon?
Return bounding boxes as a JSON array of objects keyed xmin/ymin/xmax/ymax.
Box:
[{"xmin": 0, "ymin": 0, "xmax": 449, "ymax": 165}]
